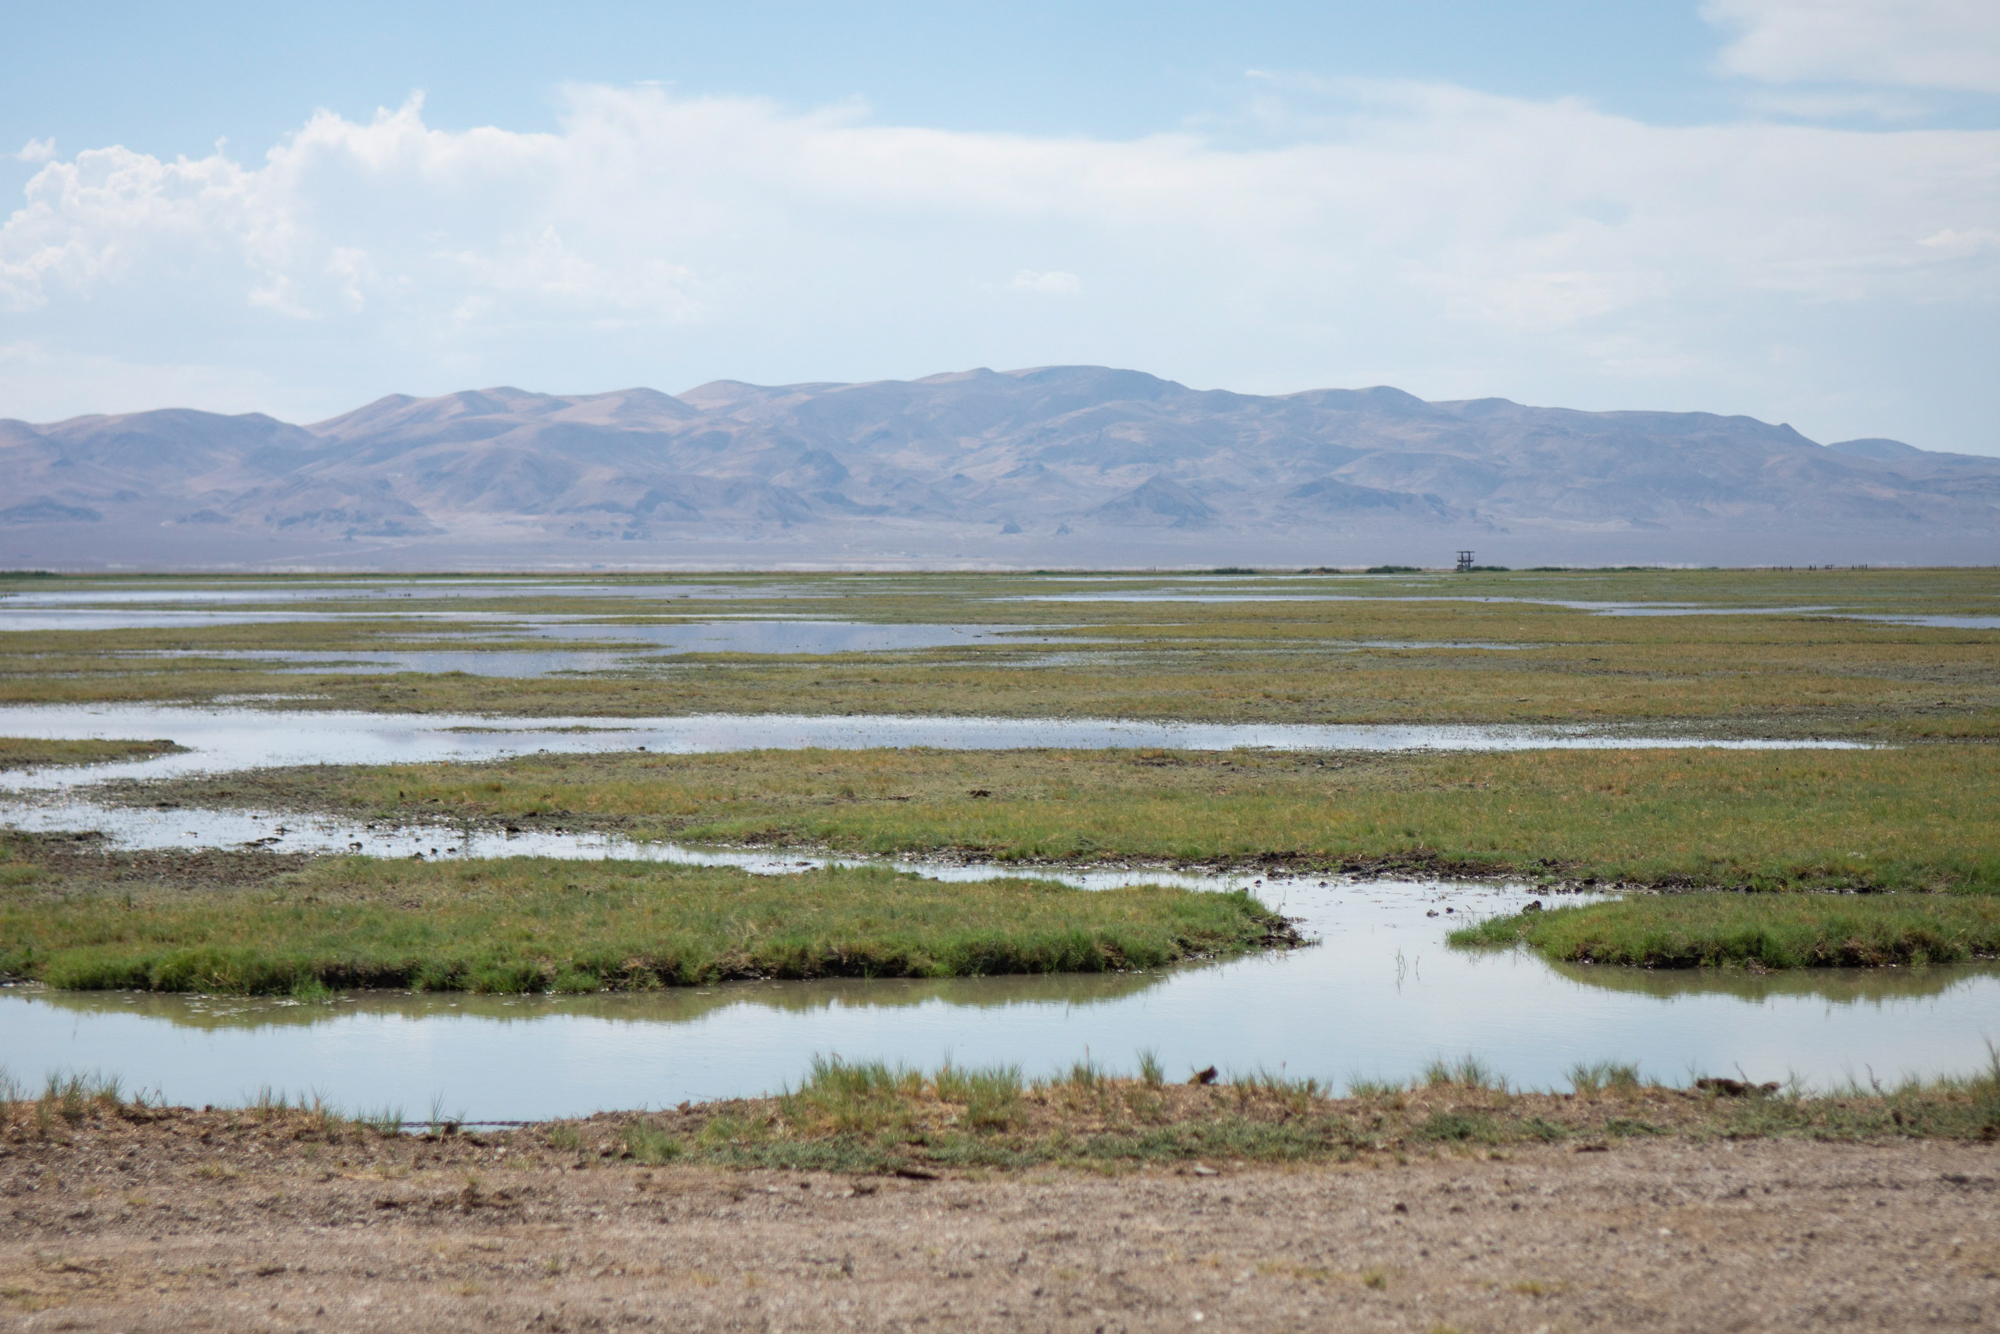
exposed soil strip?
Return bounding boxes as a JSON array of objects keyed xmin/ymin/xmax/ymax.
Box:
[{"xmin": 2, "ymin": 1097, "xmax": 1997, "ymax": 1332}]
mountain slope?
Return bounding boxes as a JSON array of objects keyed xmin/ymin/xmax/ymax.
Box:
[{"xmin": 3, "ymin": 367, "xmax": 1995, "ymax": 568}]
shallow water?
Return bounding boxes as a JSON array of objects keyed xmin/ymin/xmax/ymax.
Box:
[
  {"xmin": 522, "ymin": 621, "xmax": 1084, "ymax": 655},
  {"xmin": 1006, "ymin": 592, "xmax": 1846, "ymax": 615},
  {"xmin": 1007, "ymin": 590, "xmax": 2000, "ymax": 627},
  {"xmin": 5, "ymin": 877, "xmax": 1992, "ymax": 1118},
  {"xmin": 0, "ymin": 581, "xmax": 809, "ymax": 608},
  {"xmin": 135, "ymin": 650, "xmax": 651, "ymax": 679},
  {"xmin": 0, "ymin": 704, "xmax": 1872, "ymax": 789},
  {"xmin": 0, "ymin": 799, "xmax": 1241, "ymax": 892},
  {"xmin": 3, "ymin": 798, "xmax": 1988, "ymax": 1115},
  {"xmin": 119, "ymin": 619, "xmax": 1085, "ymax": 678},
  {"xmin": 0, "ymin": 605, "xmax": 1058, "ymax": 656},
  {"xmin": 1859, "ymin": 615, "xmax": 2000, "ymax": 630}
]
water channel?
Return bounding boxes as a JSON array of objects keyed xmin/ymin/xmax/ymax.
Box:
[
  {"xmin": 0, "ymin": 688, "xmax": 1976, "ymax": 1120},
  {"xmin": 0, "ymin": 705, "xmax": 1872, "ymax": 790},
  {"xmin": 4, "ymin": 870, "xmax": 1990, "ymax": 1120},
  {"xmin": 2, "ymin": 790, "xmax": 1993, "ymax": 1118}
]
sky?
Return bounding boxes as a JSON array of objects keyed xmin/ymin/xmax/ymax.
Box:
[{"xmin": 2, "ymin": 0, "xmax": 1997, "ymax": 453}]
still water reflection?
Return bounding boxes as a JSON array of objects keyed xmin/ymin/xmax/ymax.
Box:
[
  {"xmin": 0, "ymin": 705, "xmax": 1872, "ymax": 790},
  {"xmin": 5, "ymin": 880, "xmax": 1992, "ymax": 1120}
]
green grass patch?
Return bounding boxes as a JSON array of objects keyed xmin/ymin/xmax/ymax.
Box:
[
  {"xmin": 1454, "ymin": 893, "xmax": 2000, "ymax": 968},
  {"xmin": 15, "ymin": 1050, "xmax": 2000, "ymax": 1172},
  {"xmin": 0, "ymin": 737, "xmax": 185, "ymax": 770},
  {"xmin": 3, "ymin": 568, "xmax": 1997, "ymax": 740},
  {"xmin": 0, "ymin": 851, "xmax": 1294, "ymax": 994},
  {"xmin": 142, "ymin": 742, "xmax": 2000, "ymax": 894},
  {"xmin": 583, "ymin": 1049, "xmax": 2000, "ymax": 1171}
]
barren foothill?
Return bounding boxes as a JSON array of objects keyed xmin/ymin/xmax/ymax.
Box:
[{"xmin": 2, "ymin": 1103, "xmax": 1997, "ymax": 1334}]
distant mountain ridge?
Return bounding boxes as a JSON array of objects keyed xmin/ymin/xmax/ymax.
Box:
[{"xmin": 2, "ymin": 366, "xmax": 1995, "ymax": 568}]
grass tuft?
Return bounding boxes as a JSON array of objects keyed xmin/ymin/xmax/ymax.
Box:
[
  {"xmin": 1568, "ymin": 1061, "xmax": 1643, "ymax": 1096},
  {"xmin": 1423, "ymin": 1055, "xmax": 1503, "ymax": 1091},
  {"xmin": 622, "ymin": 1120, "xmax": 685, "ymax": 1164}
]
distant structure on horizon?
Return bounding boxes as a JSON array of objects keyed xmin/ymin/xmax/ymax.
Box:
[{"xmin": 2, "ymin": 366, "xmax": 1993, "ymax": 571}]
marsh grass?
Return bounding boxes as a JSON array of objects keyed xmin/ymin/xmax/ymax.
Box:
[
  {"xmin": 4, "ymin": 569, "xmax": 1997, "ymax": 740},
  {"xmin": 1423, "ymin": 1055, "xmax": 1504, "ymax": 1091},
  {"xmin": 1343, "ymin": 1076, "xmax": 1403, "ymax": 1100},
  {"xmin": 19, "ymin": 1046, "xmax": 2000, "ymax": 1173},
  {"xmin": 137, "ymin": 742, "xmax": 2000, "ymax": 894},
  {"xmin": 1568, "ymin": 1061, "xmax": 1644, "ymax": 1096},
  {"xmin": 0, "ymin": 1068, "xmax": 140, "ymax": 1137},
  {"xmin": 934, "ymin": 1061, "xmax": 1025, "ymax": 1129},
  {"xmin": 1456, "ymin": 893, "xmax": 2000, "ymax": 968},
  {"xmin": 0, "ymin": 737, "xmax": 186, "ymax": 771},
  {"xmin": 0, "ymin": 853, "xmax": 1292, "ymax": 994},
  {"xmin": 1231, "ymin": 1068, "xmax": 1330, "ymax": 1111},
  {"xmin": 1051, "ymin": 1056, "xmax": 1106, "ymax": 1092},
  {"xmin": 623, "ymin": 1120, "xmax": 685, "ymax": 1163},
  {"xmin": 355, "ymin": 1104, "xmax": 405, "ymax": 1136},
  {"xmin": 0, "ymin": 1063, "xmax": 413, "ymax": 1141},
  {"xmin": 577, "ymin": 1047, "xmax": 2000, "ymax": 1173},
  {"xmin": 1416, "ymin": 1110, "xmax": 1499, "ymax": 1143}
]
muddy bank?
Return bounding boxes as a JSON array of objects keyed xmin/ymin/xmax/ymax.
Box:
[{"xmin": 2, "ymin": 1103, "xmax": 1996, "ymax": 1332}]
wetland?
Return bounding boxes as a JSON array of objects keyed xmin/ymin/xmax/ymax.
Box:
[{"xmin": 3, "ymin": 567, "xmax": 1998, "ymax": 1114}]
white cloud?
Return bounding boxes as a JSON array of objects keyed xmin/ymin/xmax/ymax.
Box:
[
  {"xmin": 0, "ymin": 83, "xmax": 1996, "ymax": 449},
  {"xmin": 1920, "ymin": 227, "xmax": 2000, "ymax": 255},
  {"xmin": 1011, "ymin": 269, "xmax": 1080, "ymax": 295},
  {"xmin": 1705, "ymin": 0, "xmax": 2000, "ymax": 92},
  {"xmin": 14, "ymin": 139, "xmax": 55, "ymax": 164},
  {"xmin": 1736, "ymin": 89, "xmax": 1931, "ymax": 120}
]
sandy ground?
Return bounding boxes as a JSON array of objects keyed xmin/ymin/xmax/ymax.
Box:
[{"xmin": 3, "ymin": 1111, "xmax": 1998, "ymax": 1333}]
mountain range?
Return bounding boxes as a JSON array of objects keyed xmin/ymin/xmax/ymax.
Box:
[{"xmin": 3, "ymin": 366, "xmax": 1995, "ymax": 568}]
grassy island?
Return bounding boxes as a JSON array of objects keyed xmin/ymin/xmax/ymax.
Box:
[
  {"xmin": 128, "ymin": 743, "xmax": 2000, "ymax": 895},
  {"xmin": 0, "ymin": 840, "xmax": 1296, "ymax": 995},
  {"xmin": 1452, "ymin": 893, "xmax": 2000, "ymax": 969}
]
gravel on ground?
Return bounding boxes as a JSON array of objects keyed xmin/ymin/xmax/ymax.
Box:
[{"xmin": 3, "ymin": 1109, "xmax": 1997, "ymax": 1332}]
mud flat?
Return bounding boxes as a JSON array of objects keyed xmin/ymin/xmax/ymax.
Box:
[{"xmin": 2, "ymin": 1085, "xmax": 1997, "ymax": 1333}]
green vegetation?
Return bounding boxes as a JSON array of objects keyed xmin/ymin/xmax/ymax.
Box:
[
  {"xmin": 589, "ymin": 1050, "xmax": 2000, "ymax": 1172},
  {"xmin": 0, "ymin": 842, "xmax": 1293, "ymax": 994},
  {"xmin": 12, "ymin": 1053, "xmax": 2000, "ymax": 1171},
  {"xmin": 139, "ymin": 743, "xmax": 2000, "ymax": 894},
  {"xmin": 0, "ymin": 737, "xmax": 184, "ymax": 770},
  {"xmin": 1453, "ymin": 893, "xmax": 2000, "ymax": 968},
  {"xmin": 7, "ymin": 570, "xmax": 1999, "ymax": 983},
  {"xmin": 1568, "ymin": 1060, "xmax": 1642, "ymax": 1095},
  {"xmin": 1, "ymin": 567, "xmax": 1996, "ymax": 740}
]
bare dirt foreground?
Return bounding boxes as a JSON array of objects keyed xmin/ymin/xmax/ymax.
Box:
[{"xmin": 3, "ymin": 1112, "xmax": 1998, "ymax": 1334}]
